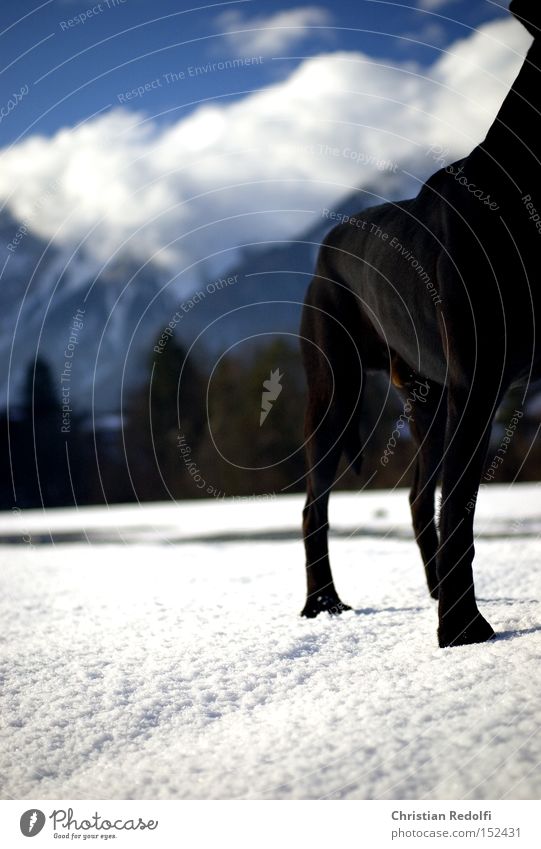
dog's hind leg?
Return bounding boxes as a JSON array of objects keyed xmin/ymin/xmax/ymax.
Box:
[
  {"xmin": 300, "ymin": 273, "xmax": 378, "ymax": 618},
  {"xmin": 396, "ymin": 377, "xmax": 447, "ymax": 600},
  {"xmin": 301, "ymin": 388, "xmax": 360, "ymax": 617}
]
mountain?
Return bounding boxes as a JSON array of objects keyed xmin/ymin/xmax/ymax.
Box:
[
  {"xmin": 0, "ymin": 210, "xmax": 178, "ymax": 414},
  {"xmin": 0, "ymin": 174, "xmax": 414, "ymax": 417},
  {"xmin": 166, "ymin": 180, "xmax": 413, "ymax": 358}
]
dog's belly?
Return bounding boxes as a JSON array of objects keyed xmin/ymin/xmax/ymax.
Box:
[
  {"xmin": 359, "ymin": 273, "xmax": 447, "ymax": 385},
  {"xmin": 331, "ymin": 200, "xmax": 448, "ymax": 384}
]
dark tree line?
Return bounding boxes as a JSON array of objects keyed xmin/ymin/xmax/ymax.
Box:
[
  {"xmin": 1, "ymin": 337, "xmax": 540, "ymax": 511},
  {"xmin": 0, "ymin": 358, "xmax": 86, "ymax": 509}
]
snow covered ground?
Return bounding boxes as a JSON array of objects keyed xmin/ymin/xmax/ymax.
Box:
[{"xmin": 0, "ymin": 484, "xmax": 540, "ymax": 800}]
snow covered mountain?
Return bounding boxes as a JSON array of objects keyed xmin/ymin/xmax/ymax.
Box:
[
  {"xmin": 0, "ymin": 173, "xmax": 414, "ymax": 416},
  {"xmin": 0, "ymin": 209, "xmax": 180, "ymax": 414}
]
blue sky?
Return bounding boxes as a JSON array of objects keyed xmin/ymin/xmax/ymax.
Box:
[
  {"xmin": 0, "ymin": 0, "xmax": 528, "ymax": 287},
  {"xmin": 0, "ymin": 0, "xmax": 509, "ymax": 147}
]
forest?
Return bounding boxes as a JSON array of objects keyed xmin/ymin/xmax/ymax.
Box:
[{"xmin": 1, "ymin": 332, "xmax": 539, "ymax": 510}]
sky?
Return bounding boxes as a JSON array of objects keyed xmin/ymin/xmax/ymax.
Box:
[
  {"xmin": 0, "ymin": 1, "xmax": 511, "ymax": 146},
  {"xmin": 0, "ymin": 0, "xmax": 531, "ymax": 281}
]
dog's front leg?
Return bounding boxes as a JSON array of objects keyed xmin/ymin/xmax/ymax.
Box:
[{"xmin": 436, "ymin": 382, "xmax": 501, "ymax": 647}]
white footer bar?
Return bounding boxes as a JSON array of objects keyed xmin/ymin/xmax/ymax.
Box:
[{"xmin": 1, "ymin": 799, "xmax": 539, "ymax": 848}]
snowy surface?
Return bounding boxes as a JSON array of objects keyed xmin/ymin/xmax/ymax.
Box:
[{"xmin": 0, "ymin": 484, "xmax": 540, "ymax": 800}]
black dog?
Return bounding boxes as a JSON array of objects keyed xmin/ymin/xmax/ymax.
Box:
[{"xmin": 300, "ymin": 0, "xmax": 540, "ymax": 646}]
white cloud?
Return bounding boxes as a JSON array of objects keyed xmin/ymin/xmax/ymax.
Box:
[
  {"xmin": 400, "ymin": 21, "xmax": 449, "ymax": 46},
  {"xmin": 0, "ymin": 16, "xmax": 531, "ymax": 286},
  {"xmin": 215, "ymin": 6, "xmax": 332, "ymax": 55},
  {"xmin": 417, "ymin": 0, "xmax": 461, "ymax": 10}
]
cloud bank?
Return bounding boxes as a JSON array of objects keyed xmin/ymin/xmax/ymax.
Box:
[
  {"xmin": 0, "ymin": 16, "xmax": 531, "ymax": 286},
  {"xmin": 214, "ymin": 6, "xmax": 333, "ymax": 55}
]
